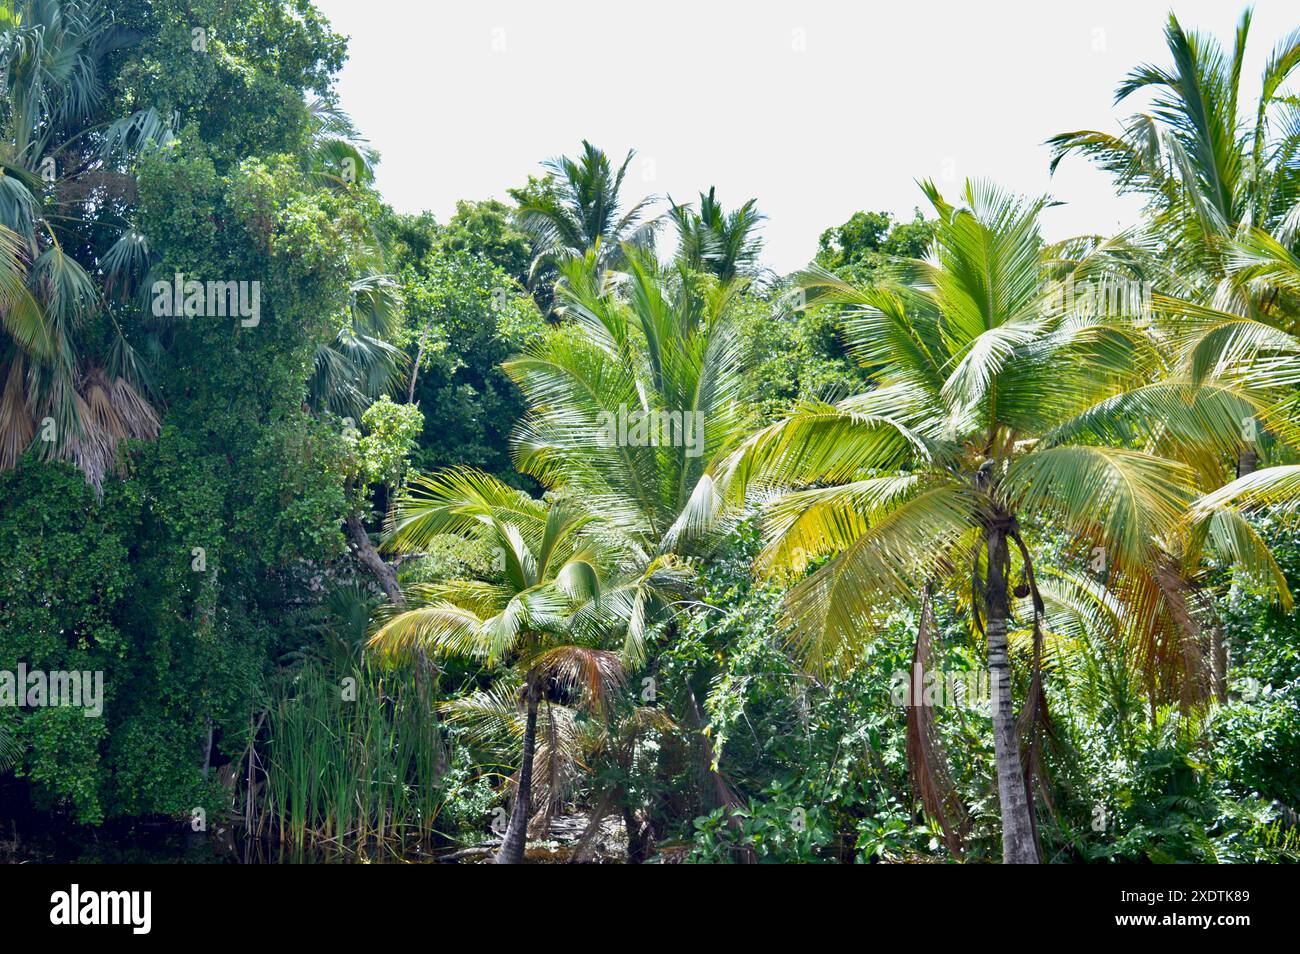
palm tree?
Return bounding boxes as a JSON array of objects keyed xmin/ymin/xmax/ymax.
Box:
[
  {"xmin": 308, "ymin": 272, "xmax": 406, "ymax": 419},
  {"xmin": 1049, "ymin": 10, "xmax": 1300, "ymax": 475},
  {"xmin": 1050, "ymin": 10, "xmax": 1300, "ymax": 698},
  {"xmin": 1025, "ymin": 234, "xmax": 1300, "ymax": 707},
  {"xmin": 0, "ymin": 718, "xmax": 18, "ymax": 774},
  {"xmin": 512, "ymin": 140, "xmax": 659, "ymax": 290},
  {"xmin": 1175, "ymin": 235, "xmax": 1300, "ymax": 571},
  {"xmin": 304, "ymin": 97, "xmax": 378, "ymax": 191},
  {"xmin": 716, "ymin": 181, "xmax": 1200, "ymax": 863},
  {"xmin": 0, "ymin": 0, "xmax": 168, "ymax": 484},
  {"xmin": 501, "ymin": 250, "xmax": 758, "ymax": 851},
  {"xmin": 366, "ymin": 468, "xmax": 685, "ymax": 863},
  {"xmin": 668, "ymin": 187, "xmax": 765, "ymax": 283}
]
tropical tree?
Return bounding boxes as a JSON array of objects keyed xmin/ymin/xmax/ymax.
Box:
[
  {"xmin": 511, "ymin": 140, "xmax": 659, "ymax": 291},
  {"xmin": 504, "ymin": 249, "xmax": 755, "ymax": 565},
  {"xmin": 304, "ymin": 96, "xmax": 377, "ymax": 190},
  {"xmin": 307, "ymin": 271, "xmax": 406, "ymax": 419},
  {"xmin": 1050, "ymin": 10, "xmax": 1300, "ymax": 291},
  {"xmin": 715, "ymin": 181, "xmax": 1203, "ymax": 863},
  {"xmin": 668, "ymin": 187, "xmax": 764, "ymax": 284},
  {"xmin": 1050, "ymin": 10, "xmax": 1300, "ymax": 699},
  {"xmin": 366, "ymin": 468, "xmax": 686, "ymax": 863},
  {"xmin": 0, "ymin": 0, "xmax": 169, "ymax": 484},
  {"xmin": 501, "ymin": 247, "xmax": 770, "ymax": 854},
  {"xmin": 1049, "ymin": 9, "xmax": 1300, "ymax": 475}
]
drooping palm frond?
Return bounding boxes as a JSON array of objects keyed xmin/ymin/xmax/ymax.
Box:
[
  {"xmin": 777, "ymin": 485, "xmax": 977, "ymax": 673},
  {"xmin": 303, "ymin": 97, "xmax": 378, "ymax": 189},
  {"xmin": 0, "ymin": 1, "xmax": 166, "ymax": 486},
  {"xmin": 524, "ymin": 645, "xmax": 625, "ymax": 717},
  {"xmin": 1190, "ymin": 464, "xmax": 1300, "ymax": 518},
  {"xmin": 0, "ymin": 720, "xmax": 18, "ymax": 774},
  {"xmin": 1002, "ymin": 446, "xmax": 1197, "ymax": 567}
]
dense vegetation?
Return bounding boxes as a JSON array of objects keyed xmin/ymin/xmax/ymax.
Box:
[{"xmin": 2, "ymin": 1, "xmax": 1299, "ymax": 864}]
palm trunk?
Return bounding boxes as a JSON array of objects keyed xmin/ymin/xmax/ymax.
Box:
[
  {"xmin": 985, "ymin": 523, "xmax": 1039, "ymax": 864},
  {"xmin": 346, "ymin": 511, "xmax": 404, "ymax": 606},
  {"xmin": 495, "ymin": 690, "xmax": 539, "ymax": 864},
  {"xmin": 1237, "ymin": 447, "xmax": 1258, "ymax": 478}
]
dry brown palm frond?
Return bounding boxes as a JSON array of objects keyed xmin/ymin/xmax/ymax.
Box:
[
  {"xmin": 528, "ymin": 645, "xmax": 625, "ymax": 717},
  {"xmin": 2, "ymin": 364, "xmax": 160, "ymax": 488},
  {"xmin": 904, "ymin": 591, "xmax": 968, "ymax": 858},
  {"xmin": 0, "ymin": 354, "xmax": 33, "ymax": 470},
  {"xmin": 1111, "ymin": 557, "xmax": 1215, "ymax": 711}
]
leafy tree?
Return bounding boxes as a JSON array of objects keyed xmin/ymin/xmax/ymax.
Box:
[
  {"xmin": 396, "ymin": 240, "xmax": 544, "ymax": 479},
  {"xmin": 815, "ymin": 210, "xmax": 933, "ymax": 275},
  {"xmin": 438, "ymin": 198, "xmax": 532, "ymax": 283}
]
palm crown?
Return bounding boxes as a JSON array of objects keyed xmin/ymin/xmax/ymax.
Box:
[
  {"xmin": 504, "ymin": 249, "xmax": 756, "ymax": 562},
  {"xmin": 512, "ymin": 140, "xmax": 659, "ymax": 287}
]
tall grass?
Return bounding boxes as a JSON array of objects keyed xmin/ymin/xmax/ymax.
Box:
[{"xmin": 260, "ymin": 663, "xmax": 450, "ymax": 851}]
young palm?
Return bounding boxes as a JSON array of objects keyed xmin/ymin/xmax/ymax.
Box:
[
  {"xmin": 502, "ymin": 249, "xmax": 758, "ymax": 849},
  {"xmin": 504, "ymin": 248, "xmax": 755, "ymax": 569},
  {"xmin": 716, "ymin": 181, "xmax": 1197, "ymax": 863},
  {"xmin": 366, "ymin": 468, "xmax": 683, "ymax": 863}
]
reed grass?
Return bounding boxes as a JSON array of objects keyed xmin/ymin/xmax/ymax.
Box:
[{"xmin": 260, "ymin": 663, "xmax": 449, "ymax": 851}]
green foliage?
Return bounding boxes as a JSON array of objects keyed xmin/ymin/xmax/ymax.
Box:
[
  {"xmin": 733, "ymin": 286, "xmax": 863, "ymax": 421},
  {"xmin": 814, "ymin": 209, "xmax": 933, "ymax": 280},
  {"xmin": 262, "ymin": 662, "xmax": 449, "ymax": 848},
  {"xmin": 438, "ymin": 199, "xmax": 533, "ymax": 282},
  {"xmin": 394, "ymin": 235, "xmax": 545, "ymax": 480},
  {"xmin": 355, "ymin": 395, "xmax": 424, "ymax": 491},
  {"xmin": 5, "ymin": 2, "xmax": 1300, "ymax": 871}
]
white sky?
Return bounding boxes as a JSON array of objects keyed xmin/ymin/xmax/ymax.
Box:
[{"xmin": 312, "ymin": 0, "xmax": 1298, "ymax": 274}]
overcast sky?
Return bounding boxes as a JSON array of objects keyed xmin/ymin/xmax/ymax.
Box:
[{"xmin": 312, "ymin": 0, "xmax": 1298, "ymax": 274}]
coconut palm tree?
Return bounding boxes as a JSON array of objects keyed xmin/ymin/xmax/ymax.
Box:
[
  {"xmin": 367, "ymin": 468, "xmax": 688, "ymax": 863},
  {"xmin": 714, "ymin": 181, "xmax": 1202, "ymax": 863},
  {"xmin": 1049, "ymin": 10, "xmax": 1300, "ymax": 290},
  {"xmin": 1024, "ymin": 236, "xmax": 1300, "ymax": 706},
  {"xmin": 512, "ymin": 140, "xmax": 659, "ymax": 290},
  {"xmin": 500, "ymin": 254, "xmax": 759, "ymax": 851},
  {"xmin": 668, "ymin": 187, "xmax": 765, "ymax": 284},
  {"xmin": 1049, "ymin": 10, "xmax": 1300, "ymax": 475}
]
